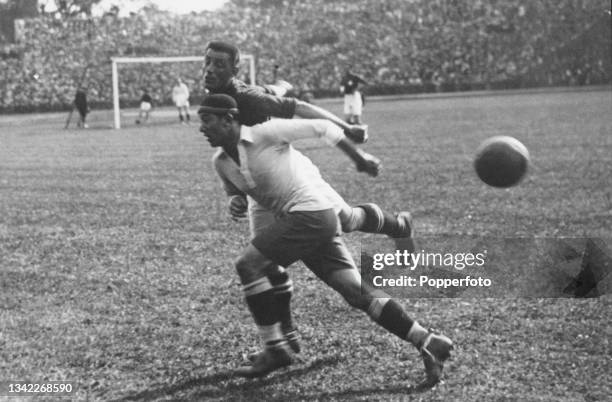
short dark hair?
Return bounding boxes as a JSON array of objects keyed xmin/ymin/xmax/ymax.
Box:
[
  {"xmin": 205, "ymin": 41, "xmax": 241, "ymax": 67},
  {"xmin": 198, "ymin": 94, "xmax": 239, "ymax": 116}
]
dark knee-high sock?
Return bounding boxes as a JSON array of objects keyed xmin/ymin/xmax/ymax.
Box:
[
  {"xmin": 367, "ymin": 298, "xmax": 429, "ymax": 347},
  {"xmin": 243, "ymin": 277, "xmax": 284, "ymax": 347},
  {"xmin": 268, "ymin": 269, "xmax": 295, "ymax": 333}
]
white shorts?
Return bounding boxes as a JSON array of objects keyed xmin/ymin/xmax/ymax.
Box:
[
  {"xmin": 174, "ymin": 96, "xmax": 190, "ymax": 108},
  {"xmin": 344, "ymin": 91, "xmax": 363, "ymax": 115},
  {"xmin": 140, "ymin": 102, "xmax": 152, "ymax": 112}
]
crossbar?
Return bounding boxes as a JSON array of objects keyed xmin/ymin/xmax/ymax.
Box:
[{"xmin": 111, "ymin": 55, "xmax": 256, "ymax": 128}]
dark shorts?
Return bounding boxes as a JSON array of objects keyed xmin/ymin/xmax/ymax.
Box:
[
  {"xmin": 76, "ymin": 104, "xmax": 87, "ymax": 117},
  {"xmin": 251, "ymin": 209, "xmax": 355, "ymax": 277}
]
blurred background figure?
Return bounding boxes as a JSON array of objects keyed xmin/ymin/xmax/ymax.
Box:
[
  {"xmin": 340, "ymin": 67, "xmax": 368, "ymax": 124},
  {"xmin": 136, "ymin": 88, "xmax": 153, "ymax": 124},
  {"xmin": 74, "ymin": 86, "xmax": 89, "ymax": 128},
  {"xmin": 172, "ymin": 77, "xmax": 191, "ymax": 124}
]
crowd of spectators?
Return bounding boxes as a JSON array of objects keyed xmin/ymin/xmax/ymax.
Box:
[{"xmin": 0, "ymin": 0, "xmax": 609, "ymax": 113}]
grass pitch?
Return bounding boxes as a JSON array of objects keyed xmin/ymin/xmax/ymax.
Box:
[{"xmin": 1, "ymin": 89, "xmax": 611, "ymax": 401}]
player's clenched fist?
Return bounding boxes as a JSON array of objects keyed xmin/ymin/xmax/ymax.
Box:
[
  {"xmin": 357, "ymin": 152, "xmax": 381, "ymax": 177},
  {"xmin": 228, "ymin": 195, "xmax": 248, "ymax": 220}
]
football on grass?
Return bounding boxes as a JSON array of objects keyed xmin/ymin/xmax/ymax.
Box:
[{"xmin": 474, "ymin": 136, "xmax": 529, "ymax": 188}]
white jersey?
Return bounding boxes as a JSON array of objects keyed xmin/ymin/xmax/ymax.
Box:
[
  {"xmin": 344, "ymin": 91, "xmax": 363, "ymax": 115},
  {"xmin": 172, "ymin": 83, "xmax": 190, "ymax": 107},
  {"xmin": 213, "ymin": 119, "xmax": 349, "ymax": 217}
]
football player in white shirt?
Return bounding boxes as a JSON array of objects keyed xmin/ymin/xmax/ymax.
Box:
[
  {"xmin": 172, "ymin": 77, "xmax": 191, "ymax": 124},
  {"xmin": 199, "ymin": 94, "xmax": 453, "ymax": 384},
  {"xmin": 202, "ymin": 42, "xmax": 421, "ymax": 361}
]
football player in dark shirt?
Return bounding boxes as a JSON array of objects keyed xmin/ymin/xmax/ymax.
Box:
[
  {"xmin": 340, "ymin": 68, "xmax": 368, "ymax": 124},
  {"xmin": 201, "ymin": 40, "xmax": 422, "ymax": 363},
  {"xmin": 74, "ymin": 86, "xmax": 89, "ymax": 128},
  {"xmin": 203, "ymin": 41, "xmax": 367, "ymax": 142}
]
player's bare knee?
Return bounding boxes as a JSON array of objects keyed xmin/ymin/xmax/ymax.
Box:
[
  {"xmin": 340, "ymin": 217, "xmax": 355, "ymax": 233},
  {"xmin": 262, "ymin": 262, "xmax": 282, "ymax": 278},
  {"xmin": 235, "ymin": 245, "xmax": 275, "ymax": 284},
  {"xmin": 340, "ymin": 207, "xmax": 364, "ymax": 233},
  {"xmin": 233, "ymin": 254, "xmax": 252, "ymax": 283},
  {"xmin": 234, "ymin": 254, "xmax": 264, "ymax": 283}
]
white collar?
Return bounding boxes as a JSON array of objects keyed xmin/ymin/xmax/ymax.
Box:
[{"xmin": 239, "ymin": 125, "xmax": 254, "ymax": 143}]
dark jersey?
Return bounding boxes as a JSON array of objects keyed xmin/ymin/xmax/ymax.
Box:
[
  {"xmin": 74, "ymin": 90, "xmax": 87, "ymax": 110},
  {"xmin": 211, "ymin": 78, "xmax": 296, "ymax": 127},
  {"xmin": 340, "ymin": 72, "xmax": 367, "ymax": 95}
]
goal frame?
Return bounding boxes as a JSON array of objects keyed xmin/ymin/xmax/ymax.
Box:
[{"xmin": 110, "ymin": 55, "xmax": 256, "ymax": 129}]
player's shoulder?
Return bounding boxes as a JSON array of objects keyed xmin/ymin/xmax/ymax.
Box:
[
  {"xmin": 246, "ymin": 120, "xmax": 280, "ymax": 139},
  {"xmin": 228, "ymin": 78, "xmax": 248, "ymax": 92},
  {"xmin": 232, "ymin": 82, "xmax": 278, "ymax": 110},
  {"xmin": 232, "ymin": 79, "xmax": 267, "ymax": 97}
]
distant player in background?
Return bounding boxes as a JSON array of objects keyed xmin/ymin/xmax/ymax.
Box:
[
  {"xmin": 340, "ymin": 67, "xmax": 368, "ymax": 124},
  {"xmin": 136, "ymin": 88, "xmax": 152, "ymax": 124},
  {"xmin": 74, "ymin": 86, "xmax": 89, "ymax": 128},
  {"xmin": 172, "ymin": 77, "xmax": 191, "ymax": 124}
]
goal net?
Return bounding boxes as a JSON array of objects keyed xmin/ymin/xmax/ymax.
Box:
[{"xmin": 111, "ymin": 55, "xmax": 256, "ymax": 129}]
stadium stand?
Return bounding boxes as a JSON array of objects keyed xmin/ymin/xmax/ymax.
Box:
[{"xmin": 0, "ymin": 0, "xmax": 609, "ymax": 113}]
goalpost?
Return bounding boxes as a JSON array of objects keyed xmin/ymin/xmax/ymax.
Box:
[{"xmin": 111, "ymin": 55, "xmax": 256, "ymax": 129}]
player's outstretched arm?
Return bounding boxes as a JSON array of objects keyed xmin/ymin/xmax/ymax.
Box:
[
  {"xmin": 335, "ymin": 137, "xmax": 380, "ymax": 177},
  {"xmin": 294, "ymin": 100, "xmax": 368, "ymax": 144},
  {"xmin": 268, "ymin": 118, "xmax": 378, "ymax": 176}
]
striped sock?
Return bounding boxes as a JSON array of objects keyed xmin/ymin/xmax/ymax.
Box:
[
  {"xmin": 257, "ymin": 322, "xmax": 285, "ymax": 348},
  {"xmin": 357, "ymin": 203, "xmax": 405, "ymax": 237},
  {"xmin": 367, "ymin": 298, "xmax": 424, "ymax": 345},
  {"xmin": 406, "ymin": 321, "xmax": 429, "ymax": 348},
  {"xmin": 243, "ymin": 277, "xmax": 284, "ymax": 347}
]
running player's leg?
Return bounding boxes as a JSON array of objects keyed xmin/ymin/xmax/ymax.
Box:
[
  {"xmin": 249, "ymin": 204, "xmax": 299, "ymax": 351},
  {"xmin": 303, "ymin": 236, "xmax": 452, "ymax": 385},
  {"xmin": 235, "ymin": 209, "xmax": 337, "ymax": 377},
  {"xmin": 303, "ymin": 236, "xmax": 427, "ymax": 344},
  {"xmin": 233, "ymin": 244, "xmax": 294, "ymax": 378}
]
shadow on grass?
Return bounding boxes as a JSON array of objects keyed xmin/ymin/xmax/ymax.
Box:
[
  {"xmin": 117, "ymin": 354, "xmax": 385, "ymax": 401},
  {"xmin": 281, "ymin": 381, "xmax": 438, "ymax": 401}
]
